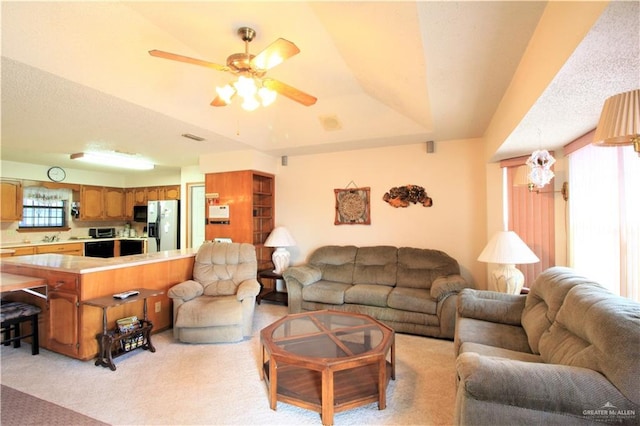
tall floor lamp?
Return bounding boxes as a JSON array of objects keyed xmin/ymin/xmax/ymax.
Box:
[{"xmin": 478, "ymin": 231, "xmax": 540, "ymax": 294}]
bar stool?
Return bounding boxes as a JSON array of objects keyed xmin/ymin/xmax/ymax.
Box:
[{"xmin": 0, "ymin": 301, "xmax": 42, "ymax": 355}]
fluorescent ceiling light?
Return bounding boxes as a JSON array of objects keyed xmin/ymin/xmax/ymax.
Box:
[{"xmin": 70, "ymin": 152, "xmax": 154, "ymax": 170}]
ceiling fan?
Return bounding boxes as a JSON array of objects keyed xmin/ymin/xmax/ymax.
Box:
[{"xmin": 149, "ymin": 27, "xmax": 317, "ymax": 110}]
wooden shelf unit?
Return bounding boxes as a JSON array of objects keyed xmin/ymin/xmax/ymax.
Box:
[{"xmin": 205, "ymin": 170, "xmax": 274, "ymax": 270}]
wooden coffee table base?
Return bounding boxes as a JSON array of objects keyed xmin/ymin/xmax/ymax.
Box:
[
  {"xmin": 260, "ymin": 310, "xmax": 395, "ymax": 426},
  {"xmin": 263, "ymin": 360, "xmax": 394, "ymax": 424}
]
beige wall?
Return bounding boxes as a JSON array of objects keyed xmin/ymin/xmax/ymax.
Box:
[{"xmin": 271, "ymin": 140, "xmax": 486, "ymax": 288}]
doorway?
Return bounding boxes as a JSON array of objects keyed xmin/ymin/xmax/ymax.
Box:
[{"xmin": 187, "ymin": 182, "xmax": 205, "ymax": 250}]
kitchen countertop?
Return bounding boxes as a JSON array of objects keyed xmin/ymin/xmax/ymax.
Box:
[
  {"xmin": 0, "ymin": 248, "xmax": 196, "ymax": 274},
  {"xmin": 1, "ymin": 237, "xmax": 148, "ymax": 249}
]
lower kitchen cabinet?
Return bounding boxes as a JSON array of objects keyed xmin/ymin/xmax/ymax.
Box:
[
  {"xmin": 48, "ymin": 289, "xmax": 79, "ymax": 357},
  {"xmin": 46, "ymin": 271, "xmax": 80, "ymax": 358},
  {"xmin": 36, "ymin": 242, "xmax": 84, "ymax": 256}
]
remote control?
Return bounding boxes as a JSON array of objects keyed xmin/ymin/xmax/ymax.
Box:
[{"xmin": 113, "ymin": 290, "xmax": 140, "ymax": 299}]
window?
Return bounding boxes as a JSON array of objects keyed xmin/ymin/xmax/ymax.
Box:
[
  {"xmin": 567, "ymin": 143, "xmax": 639, "ymax": 302},
  {"xmin": 19, "ymin": 187, "xmax": 70, "ymax": 229},
  {"xmin": 20, "ymin": 199, "xmax": 66, "ymax": 228}
]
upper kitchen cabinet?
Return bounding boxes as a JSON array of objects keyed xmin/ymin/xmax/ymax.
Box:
[
  {"xmin": 124, "ymin": 189, "xmax": 135, "ymax": 220},
  {"xmin": 103, "ymin": 187, "xmax": 126, "ymax": 220},
  {"xmin": 133, "ymin": 188, "xmax": 147, "ymax": 205},
  {"xmin": 129, "ymin": 185, "xmax": 179, "ymax": 207},
  {"xmin": 144, "ymin": 185, "xmax": 180, "ymax": 202},
  {"xmin": 163, "ymin": 185, "xmax": 180, "ymax": 200},
  {"xmin": 1, "ymin": 180, "xmax": 23, "ymax": 222},
  {"xmin": 74, "ymin": 185, "xmax": 125, "ymax": 221}
]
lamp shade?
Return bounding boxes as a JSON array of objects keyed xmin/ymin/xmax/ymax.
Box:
[
  {"xmin": 477, "ymin": 231, "xmax": 539, "ymax": 265},
  {"xmin": 593, "ymin": 89, "xmax": 640, "ymax": 150},
  {"xmin": 264, "ymin": 227, "xmax": 296, "ymax": 275},
  {"xmin": 264, "ymin": 227, "xmax": 296, "ymax": 248}
]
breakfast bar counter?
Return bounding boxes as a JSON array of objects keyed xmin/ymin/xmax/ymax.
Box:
[
  {"xmin": 0, "ymin": 249, "xmax": 196, "ymax": 361},
  {"xmin": 0, "ymin": 248, "xmax": 197, "ymax": 274}
]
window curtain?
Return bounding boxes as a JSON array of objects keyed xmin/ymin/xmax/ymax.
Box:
[
  {"xmin": 23, "ymin": 187, "xmax": 70, "ymax": 205},
  {"xmin": 501, "ymin": 156, "xmax": 556, "ymax": 286},
  {"xmin": 568, "ymin": 144, "xmax": 639, "ymax": 301}
]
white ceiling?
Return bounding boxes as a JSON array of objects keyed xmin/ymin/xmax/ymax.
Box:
[{"xmin": 1, "ymin": 1, "xmax": 639, "ymax": 176}]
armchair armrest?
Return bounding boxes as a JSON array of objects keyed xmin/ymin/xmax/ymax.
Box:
[
  {"xmin": 456, "ymin": 352, "xmax": 637, "ymax": 417},
  {"xmin": 457, "ymin": 288, "xmax": 525, "ymax": 326},
  {"xmin": 236, "ymin": 279, "xmax": 261, "ymax": 301},
  {"xmin": 167, "ymin": 280, "xmax": 204, "ymax": 302},
  {"xmin": 283, "ymin": 265, "xmax": 322, "ymax": 286},
  {"xmin": 430, "ymin": 274, "xmax": 472, "ymax": 301}
]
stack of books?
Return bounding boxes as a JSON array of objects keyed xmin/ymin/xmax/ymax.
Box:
[{"xmin": 116, "ymin": 316, "xmax": 139, "ymax": 333}]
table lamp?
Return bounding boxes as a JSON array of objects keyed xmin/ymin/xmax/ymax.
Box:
[
  {"xmin": 264, "ymin": 226, "xmax": 296, "ymax": 274},
  {"xmin": 477, "ymin": 231, "xmax": 539, "ymax": 294}
]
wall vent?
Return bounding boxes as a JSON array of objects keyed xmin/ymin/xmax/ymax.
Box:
[{"xmin": 181, "ymin": 133, "xmax": 206, "ymax": 142}]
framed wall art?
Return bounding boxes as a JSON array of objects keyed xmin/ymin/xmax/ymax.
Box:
[{"xmin": 334, "ymin": 186, "xmax": 371, "ymax": 225}]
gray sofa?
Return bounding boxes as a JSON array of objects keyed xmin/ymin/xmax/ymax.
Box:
[
  {"xmin": 282, "ymin": 245, "xmax": 472, "ymax": 339},
  {"xmin": 454, "ymin": 266, "xmax": 640, "ymax": 425}
]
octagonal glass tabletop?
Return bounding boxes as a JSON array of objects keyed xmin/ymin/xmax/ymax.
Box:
[{"xmin": 268, "ymin": 311, "xmax": 387, "ymax": 359}]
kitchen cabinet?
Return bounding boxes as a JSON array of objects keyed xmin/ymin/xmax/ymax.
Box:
[
  {"xmin": 8, "ymin": 246, "xmax": 36, "ymax": 256},
  {"xmin": 47, "ymin": 271, "xmax": 80, "ymax": 358},
  {"xmin": 163, "ymin": 185, "xmax": 180, "ymax": 200},
  {"xmin": 1, "ymin": 180, "xmax": 23, "ymax": 222},
  {"xmin": 124, "ymin": 189, "xmax": 135, "ymax": 220},
  {"xmin": 36, "ymin": 242, "xmax": 84, "ymax": 256},
  {"xmin": 104, "ymin": 187, "xmax": 125, "ymax": 220},
  {"xmin": 133, "ymin": 188, "xmax": 147, "ymax": 205},
  {"xmin": 205, "ymin": 170, "xmax": 274, "ymax": 270},
  {"xmin": 131, "ymin": 185, "xmax": 179, "ymax": 204},
  {"xmin": 75, "ymin": 185, "xmax": 125, "ymax": 221},
  {"xmin": 78, "ymin": 185, "xmax": 104, "ymax": 220},
  {"xmin": 146, "ymin": 187, "xmax": 161, "ymax": 201}
]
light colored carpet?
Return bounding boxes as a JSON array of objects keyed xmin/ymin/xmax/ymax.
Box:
[{"xmin": 0, "ymin": 303, "xmax": 456, "ymax": 425}]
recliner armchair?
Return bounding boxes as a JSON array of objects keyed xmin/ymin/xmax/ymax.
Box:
[{"xmin": 168, "ymin": 242, "xmax": 261, "ymax": 343}]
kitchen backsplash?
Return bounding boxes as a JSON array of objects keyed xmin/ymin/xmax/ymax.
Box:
[{"xmin": 0, "ymin": 221, "xmax": 146, "ymax": 245}]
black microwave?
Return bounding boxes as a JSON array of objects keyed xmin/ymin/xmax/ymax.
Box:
[{"xmin": 133, "ymin": 206, "xmax": 147, "ymax": 223}]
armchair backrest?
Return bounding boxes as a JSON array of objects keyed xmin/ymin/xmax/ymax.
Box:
[
  {"xmin": 308, "ymin": 245, "xmax": 358, "ymax": 284},
  {"xmin": 193, "ymin": 242, "xmax": 257, "ymax": 296},
  {"xmin": 521, "ymin": 266, "xmax": 594, "ymax": 354}
]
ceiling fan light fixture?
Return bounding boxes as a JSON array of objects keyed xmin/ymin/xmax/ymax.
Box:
[
  {"xmin": 258, "ymin": 86, "xmax": 277, "ymax": 106},
  {"xmin": 216, "ymin": 84, "xmax": 235, "ymax": 105},
  {"xmin": 234, "ymin": 76, "xmax": 257, "ymax": 98},
  {"xmin": 241, "ymin": 96, "xmax": 260, "ymax": 111}
]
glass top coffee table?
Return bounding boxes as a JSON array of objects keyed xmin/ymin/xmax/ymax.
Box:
[{"xmin": 260, "ymin": 310, "xmax": 395, "ymax": 425}]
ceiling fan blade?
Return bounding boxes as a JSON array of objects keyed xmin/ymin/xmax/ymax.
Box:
[
  {"xmin": 149, "ymin": 50, "xmax": 228, "ymax": 72},
  {"xmin": 263, "ymin": 79, "xmax": 317, "ymax": 106},
  {"xmin": 251, "ymin": 38, "xmax": 300, "ymax": 71},
  {"xmin": 210, "ymin": 96, "xmax": 228, "ymax": 107}
]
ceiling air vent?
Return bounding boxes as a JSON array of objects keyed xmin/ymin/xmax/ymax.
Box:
[
  {"xmin": 181, "ymin": 133, "xmax": 206, "ymax": 142},
  {"xmin": 318, "ymin": 114, "xmax": 342, "ymax": 131}
]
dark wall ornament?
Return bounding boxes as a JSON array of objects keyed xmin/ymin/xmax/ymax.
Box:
[
  {"xmin": 334, "ymin": 187, "xmax": 371, "ymax": 225},
  {"xmin": 383, "ymin": 185, "xmax": 433, "ymax": 208}
]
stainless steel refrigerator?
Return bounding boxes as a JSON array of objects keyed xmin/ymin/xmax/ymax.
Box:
[{"xmin": 147, "ymin": 200, "xmax": 180, "ymax": 253}]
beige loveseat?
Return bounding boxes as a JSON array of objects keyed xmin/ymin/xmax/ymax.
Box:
[
  {"xmin": 454, "ymin": 267, "xmax": 640, "ymax": 425},
  {"xmin": 282, "ymin": 245, "xmax": 472, "ymax": 339}
]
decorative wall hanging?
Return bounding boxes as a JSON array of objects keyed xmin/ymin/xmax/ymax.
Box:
[
  {"xmin": 383, "ymin": 185, "xmax": 433, "ymax": 208},
  {"xmin": 525, "ymin": 150, "xmax": 555, "ymax": 188},
  {"xmin": 334, "ymin": 183, "xmax": 370, "ymax": 225}
]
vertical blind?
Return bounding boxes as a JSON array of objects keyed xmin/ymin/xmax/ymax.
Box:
[{"xmin": 501, "ymin": 156, "xmax": 556, "ymax": 286}]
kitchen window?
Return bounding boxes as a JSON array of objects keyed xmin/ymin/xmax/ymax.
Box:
[{"xmin": 19, "ymin": 187, "xmax": 69, "ymax": 229}]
